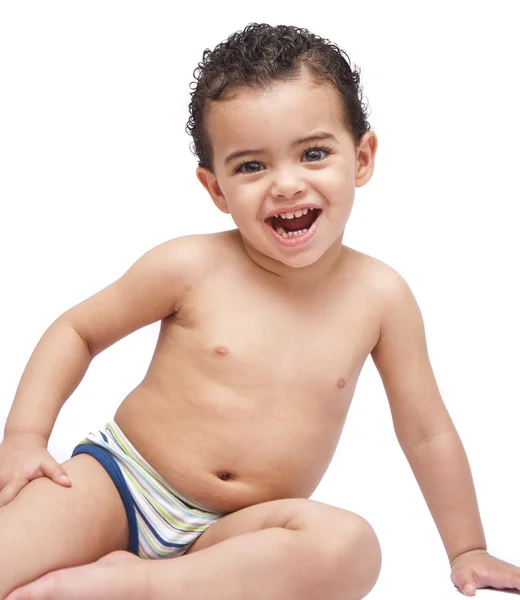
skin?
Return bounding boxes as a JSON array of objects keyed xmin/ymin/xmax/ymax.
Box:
[
  {"xmin": 112, "ymin": 70, "xmax": 381, "ymax": 516},
  {"xmin": 5, "ymin": 69, "xmax": 520, "ymax": 598}
]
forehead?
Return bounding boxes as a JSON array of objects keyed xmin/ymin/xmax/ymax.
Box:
[{"xmin": 205, "ymin": 76, "xmax": 348, "ymax": 157}]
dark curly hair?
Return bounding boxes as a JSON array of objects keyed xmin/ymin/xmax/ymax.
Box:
[{"xmin": 186, "ymin": 23, "xmax": 372, "ymax": 173}]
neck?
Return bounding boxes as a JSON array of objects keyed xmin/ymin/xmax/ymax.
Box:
[{"xmin": 235, "ymin": 229, "xmax": 346, "ymax": 289}]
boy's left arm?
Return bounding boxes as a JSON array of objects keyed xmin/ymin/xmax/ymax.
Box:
[{"xmin": 370, "ymin": 268, "xmax": 520, "ymax": 597}]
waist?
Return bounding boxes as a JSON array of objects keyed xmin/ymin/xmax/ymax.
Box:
[
  {"xmin": 112, "ymin": 390, "xmax": 290, "ymax": 512},
  {"xmin": 112, "ymin": 383, "xmax": 341, "ymax": 512}
]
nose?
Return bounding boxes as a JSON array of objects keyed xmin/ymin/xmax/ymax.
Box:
[{"xmin": 270, "ymin": 165, "xmax": 306, "ymax": 199}]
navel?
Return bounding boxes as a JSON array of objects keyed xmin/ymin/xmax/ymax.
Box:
[
  {"xmin": 214, "ymin": 345, "xmax": 229, "ymax": 356},
  {"xmin": 336, "ymin": 378, "xmax": 346, "ymax": 389},
  {"xmin": 216, "ymin": 471, "xmax": 235, "ymax": 482}
]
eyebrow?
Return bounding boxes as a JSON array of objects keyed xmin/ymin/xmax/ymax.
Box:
[{"xmin": 224, "ymin": 131, "xmax": 339, "ymax": 165}]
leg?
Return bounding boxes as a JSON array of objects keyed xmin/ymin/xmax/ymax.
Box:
[
  {"xmin": 7, "ymin": 498, "xmax": 381, "ymax": 600},
  {"xmin": 148, "ymin": 498, "xmax": 382, "ymax": 600},
  {"xmin": 0, "ymin": 453, "xmax": 130, "ymax": 599}
]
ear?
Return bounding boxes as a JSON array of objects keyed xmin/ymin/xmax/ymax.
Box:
[
  {"xmin": 354, "ymin": 131, "xmax": 378, "ymax": 188},
  {"xmin": 196, "ymin": 167, "xmax": 231, "ymax": 214}
]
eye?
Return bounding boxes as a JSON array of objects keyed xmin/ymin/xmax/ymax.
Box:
[
  {"xmin": 232, "ymin": 145, "xmax": 333, "ymax": 175},
  {"xmin": 233, "ymin": 160, "xmax": 263, "ymax": 175},
  {"xmin": 303, "ymin": 146, "xmax": 332, "ymax": 162}
]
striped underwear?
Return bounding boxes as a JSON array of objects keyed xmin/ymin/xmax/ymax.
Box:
[{"xmin": 71, "ymin": 420, "xmax": 229, "ymax": 559}]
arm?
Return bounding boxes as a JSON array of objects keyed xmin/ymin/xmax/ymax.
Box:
[
  {"xmin": 370, "ymin": 266, "xmax": 486, "ymax": 565},
  {"xmin": 4, "ymin": 236, "xmax": 199, "ymax": 443}
]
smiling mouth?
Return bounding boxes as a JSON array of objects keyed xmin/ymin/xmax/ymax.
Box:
[{"xmin": 265, "ymin": 208, "xmax": 322, "ymax": 237}]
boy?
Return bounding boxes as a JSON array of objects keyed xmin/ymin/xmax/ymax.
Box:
[{"xmin": 1, "ymin": 22, "xmax": 519, "ymax": 600}]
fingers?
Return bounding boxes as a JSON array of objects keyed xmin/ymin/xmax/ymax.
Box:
[
  {"xmin": 0, "ymin": 462, "xmax": 71, "ymax": 508},
  {"xmin": 0, "ymin": 476, "xmax": 30, "ymax": 507},
  {"xmin": 453, "ymin": 558, "xmax": 520, "ymax": 596},
  {"xmin": 41, "ymin": 460, "xmax": 71, "ymax": 487}
]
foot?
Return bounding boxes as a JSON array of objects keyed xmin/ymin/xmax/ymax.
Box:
[{"xmin": 6, "ymin": 551, "xmax": 148, "ymax": 600}]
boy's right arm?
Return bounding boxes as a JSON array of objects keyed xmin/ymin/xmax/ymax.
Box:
[
  {"xmin": 4, "ymin": 236, "xmax": 200, "ymax": 441},
  {"xmin": 0, "ymin": 236, "xmax": 201, "ymax": 501}
]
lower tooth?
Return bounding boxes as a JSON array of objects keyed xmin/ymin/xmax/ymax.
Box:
[{"xmin": 275, "ymin": 227, "xmax": 308, "ymax": 239}]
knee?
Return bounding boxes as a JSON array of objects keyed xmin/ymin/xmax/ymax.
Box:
[
  {"xmin": 287, "ymin": 501, "xmax": 382, "ymax": 599},
  {"xmin": 324, "ymin": 514, "xmax": 382, "ymax": 600}
]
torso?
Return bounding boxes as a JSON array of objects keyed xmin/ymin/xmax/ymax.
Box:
[{"xmin": 114, "ymin": 230, "xmax": 383, "ymax": 513}]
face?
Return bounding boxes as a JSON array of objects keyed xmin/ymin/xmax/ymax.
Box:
[{"xmin": 197, "ymin": 72, "xmax": 377, "ymax": 272}]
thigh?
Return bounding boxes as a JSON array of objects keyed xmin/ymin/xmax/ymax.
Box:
[
  {"xmin": 0, "ymin": 453, "xmax": 129, "ymax": 596},
  {"xmin": 186, "ymin": 497, "xmax": 371, "ymax": 555}
]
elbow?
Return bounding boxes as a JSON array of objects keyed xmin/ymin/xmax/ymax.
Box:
[
  {"xmin": 53, "ymin": 316, "xmax": 94, "ymax": 358},
  {"xmin": 400, "ymin": 426, "xmax": 459, "ymax": 455}
]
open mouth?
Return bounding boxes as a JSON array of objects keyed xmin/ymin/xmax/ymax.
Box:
[{"xmin": 265, "ymin": 207, "xmax": 322, "ymax": 239}]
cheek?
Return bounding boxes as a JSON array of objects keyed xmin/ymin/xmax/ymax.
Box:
[
  {"xmin": 312, "ymin": 167, "xmax": 346, "ymax": 192},
  {"xmin": 227, "ymin": 186, "xmax": 263, "ymax": 217}
]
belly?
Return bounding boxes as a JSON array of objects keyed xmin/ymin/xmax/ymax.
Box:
[{"xmin": 113, "ymin": 383, "xmax": 352, "ymax": 513}]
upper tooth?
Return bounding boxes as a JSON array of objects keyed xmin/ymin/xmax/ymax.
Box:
[{"xmin": 277, "ymin": 208, "xmax": 312, "ymax": 219}]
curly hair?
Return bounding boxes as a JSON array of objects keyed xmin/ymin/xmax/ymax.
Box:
[{"xmin": 186, "ymin": 23, "xmax": 372, "ymax": 172}]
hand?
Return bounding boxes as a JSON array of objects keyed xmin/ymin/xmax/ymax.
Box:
[
  {"xmin": 6, "ymin": 551, "xmax": 148, "ymax": 600},
  {"xmin": 0, "ymin": 432, "xmax": 71, "ymax": 507},
  {"xmin": 450, "ymin": 549, "xmax": 520, "ymax": 596}
]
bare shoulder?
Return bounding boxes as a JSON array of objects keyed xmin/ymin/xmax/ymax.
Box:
[
  {"xmin": 342, "ymin": 246, "xmax": 411, "ymax": 297},
  {"xmin": 341, "ymin": 246, "xmax": 420, "ymax": 347},
  {"xmin": 347, "ymin": 248, "xmax": 427, "ymax": 357},
  {"xmin": 362, "ymin": 253, "xmax": 418, "ymax": 318},
  {"xmin": 150, "ymin": 232, "xmax": 216, "ymax": 271},
  {"xmin": 141, "ymin": 230, "xmax": 240, "ymax": 283},
  {"xmin": 58, "ymin": 232, "xmax": 226, "ymax": 357},
  {"xmin": 160, "ymin": 230, "xmax": 238, "ymax": 263}
]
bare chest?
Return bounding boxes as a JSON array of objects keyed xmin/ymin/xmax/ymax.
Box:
[
  {"xmin": 118, "ymin": 250, "xmax": 383, "ymax": 509},
  {"xmin": 165, "ymin": 272, "xmax": 380, "ymax": 404}
]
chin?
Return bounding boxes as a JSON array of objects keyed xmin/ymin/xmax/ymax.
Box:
[{"xmin": 277, "ymin": 248, "xmax": 326, "ymax": 269}]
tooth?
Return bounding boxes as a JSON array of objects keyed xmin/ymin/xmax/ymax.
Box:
[
  {"xmin": 275, "ymin": 209, "xmax": 315, "ymax": 220},
  {"xmin": 276, "ymin": 227, "xmax": 285, "ymax": 235},
  {"xmin": 282, "ymin": 231, "xmax": 289, "ymax": 238}
]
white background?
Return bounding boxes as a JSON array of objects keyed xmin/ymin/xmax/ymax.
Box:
[{"xmin": 0, "ymin": 1, "xmax": 518, "ymax": 598}]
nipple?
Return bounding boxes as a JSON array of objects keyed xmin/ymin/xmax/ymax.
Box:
[
  {"xmin": 336, "ymin": 378, "xmax": 346, "ymax": 389},
  {"xmin": 214, "ymin": 346, "xmax": 229, "ymax": 356}
]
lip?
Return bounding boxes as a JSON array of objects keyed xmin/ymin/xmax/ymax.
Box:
[
  {"xmin": 265, "ymin": 209, "xmax": 322, "ymax": 248},
  {"xmin": 264, "ymin": 203, "xmax": 322, "ymax": 220}
]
